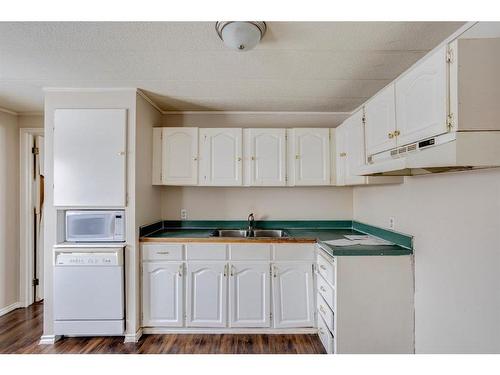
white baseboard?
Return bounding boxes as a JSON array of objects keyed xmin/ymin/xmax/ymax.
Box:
[
  {"xmin": 124, "ymin": 328, "xmax": 143, "ymax": 343},
  {"xmin": 39, "ymin": 335, "xmax": 62, "ymax": 345},
  {"xmin": 142, "ymin": 327, "xmax": 318, "ymax": 335},
  {"xmin": 0, "ymin": 302, "xmax": 22, "ymax": 316}
]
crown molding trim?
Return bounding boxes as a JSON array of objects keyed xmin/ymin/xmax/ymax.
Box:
[
  {"xmin": 0, "ymin": 107, "xmax": 18, "ymax": 116},
  {"xmin": 162, "ymin": 110, "xmax": 352, "ymax": 116},
  {"xmin": 136, "ymin": 89, "xmax": 163, "ymax": 114}
]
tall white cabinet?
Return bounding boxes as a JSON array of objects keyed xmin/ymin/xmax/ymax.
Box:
[{"xmin": 53, "ymin": 108, "xmax": 127, "ymax": 207}]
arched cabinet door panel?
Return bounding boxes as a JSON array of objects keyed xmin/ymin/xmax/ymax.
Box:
[
  {"xmin": 186, "ymin": 262, "xmax": 227, "ymax": 327},
  {"xmin": 229, "ymin": 263, "xmax": 271, "ymax": 328},
  {"xmin": 142, "ymin": 262, "xmax": 184, "ymax": 327},
  {"xmin": 199, "ymin": 128, "xmax": 243, "ymax": 186},
  {"xmin": 272, "ymin": 262, "xmax": 314, "ymax": 328},
  {"xmin": 162, "ymin": 127, "xmax": 198, "ymax": 185}
]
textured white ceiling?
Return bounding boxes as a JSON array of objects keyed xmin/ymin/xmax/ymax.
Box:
[{"xmin": 0, "ymin": 22, "xmax": 464, "ymax": 112}]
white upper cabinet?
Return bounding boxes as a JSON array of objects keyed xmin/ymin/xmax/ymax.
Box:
[
  {"xmin": 162, "ymin": 127, "xmax": 198, "ymax": 185},
  {"xmin": 334, "ymin": 111, "xmax": 367, "ymax": 186},
  {"xmin": 54, "ymin": 108, "xmax": 127, "ymax": 207},
  {"xmin": 229, "ymin": 262, "xmax": 271, "ymax": 328},
  {"xmin": 364, "ymin": 84, "xmax": 397, "ymax": 156},
  {"xmin": 199, "ymin": 128, "xmax": 243, "ymax": 186},
  {"xmin": 244, "ymin": 129, "xmax": 287, "ymax": 186},
  {"xmin": 395, "ymin": 45, "xmax": 448, "ymax": 146},
  {"xmin": 290, "ymin": 128, "xmax": 330, "ymax": 185},
  {"xmin": 142, "ymin": 262, "xmax": 184, "ymax": 327}
]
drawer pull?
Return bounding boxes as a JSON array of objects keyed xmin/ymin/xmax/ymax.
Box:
[
  {"xmin": 178, "ymin": 264, "xmax": 183, "ymax": 277},
  {"xmin": 156, "ymin": 251, "xmax": 170, "ymax": 255},
  {"xmin": 319, "ymin": 327, "xmax": 325, "ymax": 335},
  {"xmin": 320, "ymin": 265, "xmax": 327, "ymax": 270},
  {"xmin": 320, "ymin": 286, "xmax": 327, "ymax": 292}
]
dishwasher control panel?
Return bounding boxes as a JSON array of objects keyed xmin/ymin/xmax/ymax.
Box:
[{"xmin": 55, "ymin": 251, "xmax": 122, "ymax": 266}]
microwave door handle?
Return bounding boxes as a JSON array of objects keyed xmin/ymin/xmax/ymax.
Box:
[{"xmin": 110, "ymin": 216, "xmax": 116, "ymax": 239}]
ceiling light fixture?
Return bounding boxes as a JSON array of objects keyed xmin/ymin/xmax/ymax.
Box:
[{"xmin": 215, "ymin": 21, "xmax": 267, "ymax": 52}]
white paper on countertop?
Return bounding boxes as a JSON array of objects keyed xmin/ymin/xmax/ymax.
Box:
[
  {"xmin": 324, "ymin": 236, "xmax": 393, "ymax": 247},
  {"xmin": 344, "ymin": 235, "xmax": 370, "ymax": 240}
]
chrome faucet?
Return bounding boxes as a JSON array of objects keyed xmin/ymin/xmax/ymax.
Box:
[{"xmin": 247, "ymin": 213, "xmax": 255, "ymax": 235}]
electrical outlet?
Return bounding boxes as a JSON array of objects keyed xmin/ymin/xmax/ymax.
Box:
[
  {"xmin": 389, "ymin": 217, "xmax": 395, "ymax": 230},
  {"xmin": 180, "ymin": 209, "xmax": 187, "ymax": 220}
]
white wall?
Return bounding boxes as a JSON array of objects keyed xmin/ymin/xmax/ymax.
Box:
[
  {"xmin": 161, "ymin": 112, "xmax": 352, "ymax": 220},
  {"xmin": 162, "ymin": 186, "xmax": 352, "ymax": 220},
  {"xmin": 353, "ymin": 168, "xmax": 500, "ymax": 353},
  {"xmin": 0, "ymin": 111, "xmax": 20, "ymax": 312}
]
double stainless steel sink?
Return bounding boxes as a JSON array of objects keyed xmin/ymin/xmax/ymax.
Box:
[{"xmin": 210, "ymin": 229, "xmax": 289, "ymax": 238}]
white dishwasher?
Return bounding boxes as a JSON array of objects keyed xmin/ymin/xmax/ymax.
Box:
[{"xmin": 54, "ymin": 248, "xmax": 124, "ymax": 336}]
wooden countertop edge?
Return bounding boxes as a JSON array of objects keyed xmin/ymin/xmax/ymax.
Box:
[{"xmin": 139, "ymin": 237, "xmax": 317, "ymax": 244}]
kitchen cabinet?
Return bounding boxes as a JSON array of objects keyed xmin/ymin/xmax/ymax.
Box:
[
  {"xmin": 364, "ymin": 83, "xmax": 397, "ymax": 156},
  {"xmin": 186, "ymin": 262, "xmax": 227, "ymax": 327},
  {"xmin": 334, "ymin": 110, "xmax": 366, "ymax": 186},
  {"xmin": 315, "ymin": 248, "xmax": 414, "ymax": 354},
  {"xmin": 142, "ymin": 262, "xmax": 184, "ymax": 327},
  {"xmin": 244, "ymin": 129, "xmax": 287, "ymax": 186},
  {"xmin": 161, "ymin": 127, "xmax": 198, "ymax": 185},
  {"xmin": 229, "ymin": 262, "xmax": 271, "ymax": 328},
  {"xmin": 289, "ymin": 128, "xmax": 330, "ymax": 185},
  {"xmin": 272, "ymin": 262, "xmax": 314, "ymax": 328},
  {"xmin": 395, "ymin": 45, "xmax": 448, "ymax": 146},
  {"xmin": 199, "ymin": 128, "xmax": 243, "ymax": 186},
  {"xmin": 53, "ymin": 108, "xmax": 127, "ymax": 206}
]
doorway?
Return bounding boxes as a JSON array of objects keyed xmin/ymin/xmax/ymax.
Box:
[{"xmin": 20, "ymin": 128, "xmax": 45, "ymax": 307}]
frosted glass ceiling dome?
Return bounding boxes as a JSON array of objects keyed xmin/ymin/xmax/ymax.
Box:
[{"xmin": 215, "ymin": 22, "xmax": 267, "ymax": 51}]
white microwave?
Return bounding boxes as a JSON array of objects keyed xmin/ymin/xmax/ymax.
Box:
[{"xmin": 65, "ymin": 210, "xmax": 125, "ymax": 242}]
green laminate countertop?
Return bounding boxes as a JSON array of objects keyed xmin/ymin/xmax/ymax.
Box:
[{"xmin": 141, "ymin": 223, "xmax": 412, "ymax": 257}]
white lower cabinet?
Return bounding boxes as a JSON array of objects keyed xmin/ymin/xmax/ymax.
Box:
[
  {"xmin": 229, "ymin": 262, "xmax": 271, "ymax": 328},
  {"xmin": 142, "ymin": 243, "xmax": 315, "ymax": 332},
  {"xmin": 272, "ymin": 262, "xmax": 314, "ymax": 328},
  {"xmin": 142, "ymin": 262, "xmax": 184, "ymax": 327},
  {"xmin": 186, "ymin": 262, "xmax": 227, "ymax": 327}
]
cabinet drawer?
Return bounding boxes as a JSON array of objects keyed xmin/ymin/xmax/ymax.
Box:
[
  {"xmin": 186, "ymin": 243, "xmax": 227, "ymax": 260},
  {"xmin": 317, "ymin": 273, "xmax": 335, "ymax": 311},
  {"xmin": 229, "ymin": 243, "xmax": 271, "ymax": 260},
  {"xmin": 142, "ymin": 244, "xmax": 184, "ymax": 261},
  {"xmin": 273, "ymin": 244, "xmax": 315, "ymax": 261},
  {"xmin": 317, "ymin": 294, "xmax": 334, "ymax": 334},
  {"xmin": 317, "ymin": 253, "xmax": 335, "ymax": 286},
  {"xmin": 318, "ymin": 314, "xmax": 334, "ymax": 354}
]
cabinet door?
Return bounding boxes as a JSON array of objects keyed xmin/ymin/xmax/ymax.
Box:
[
  {"xmin": 142, "ymin": 262, "xmax": 184, "ymax": 327},
  {"xmin": 199, "ymin": 128, "xmax": 242, "ymax": 186},
  {"xmin": 291, "ymin": 128, "xmax": 330, "ymax": 185},
  {"xmin": 334, "ymin": 125, "xmax": 347, "ymax": 186},
  {"xmin": 365, "ymin": 83, "xmax": 397, "ymax": 156},
  {"xmin": 272, "ymin": 262, "xmax": 314, "ymax": 328},
  {"xmin": 395, "ymin": 45, "xmax": 448, "ymax": 145},
  {"xmin": 344, "ymin": 111, "xmax": 367, "ymax": 186},
  {"xmin": 245, "ymin": 129, "xmax": 287, "ymax": 186},
  {"xmin": 162, "ymin": 127, "xmax": 198, "ymax": 185},
  {"xmin": 54, "ymin": 108, "xmax": 127, "ymax": 206},
  {"xmin": 186, "ymin": 262, "xmax": 227, "ymax": 327},
  {"xmin": 229, "ymin": 262, "xmax": 270, "ymax": 328}
]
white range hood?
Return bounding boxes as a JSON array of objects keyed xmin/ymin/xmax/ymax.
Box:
[{"xmin": 357, "ymin": 131, "xmax": 500, "ymax": 176}]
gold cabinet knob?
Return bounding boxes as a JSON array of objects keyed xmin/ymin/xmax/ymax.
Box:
[
  {"xmin": 388, "ymin": 132, "xmax": 394, "ymax": 139},
  {"xmin": 193, "ymin": 157, "xmax": 198, "ymax": 161},
  {"xmin": 251, "ymin": 156, "xmax": 256, "ymax": 161},
  {"xmin": 339, "ymin": 152, "xmax": 347, "ymax": 157},
  {"xmin": 237, "ymin": 157, "xmax": 242, "ymax": 162},
  {"xmin": 394, "ymin": 130, "xmax": 400, "ymax": 136},
  {"xmin": 295, "ymin": 155, "xmax": 300, "ymax": 159}
]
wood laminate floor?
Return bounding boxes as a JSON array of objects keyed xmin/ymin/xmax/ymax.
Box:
[{"xmin": 0, "ymin": 303, "xmax": 325, "ymax": 354}]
